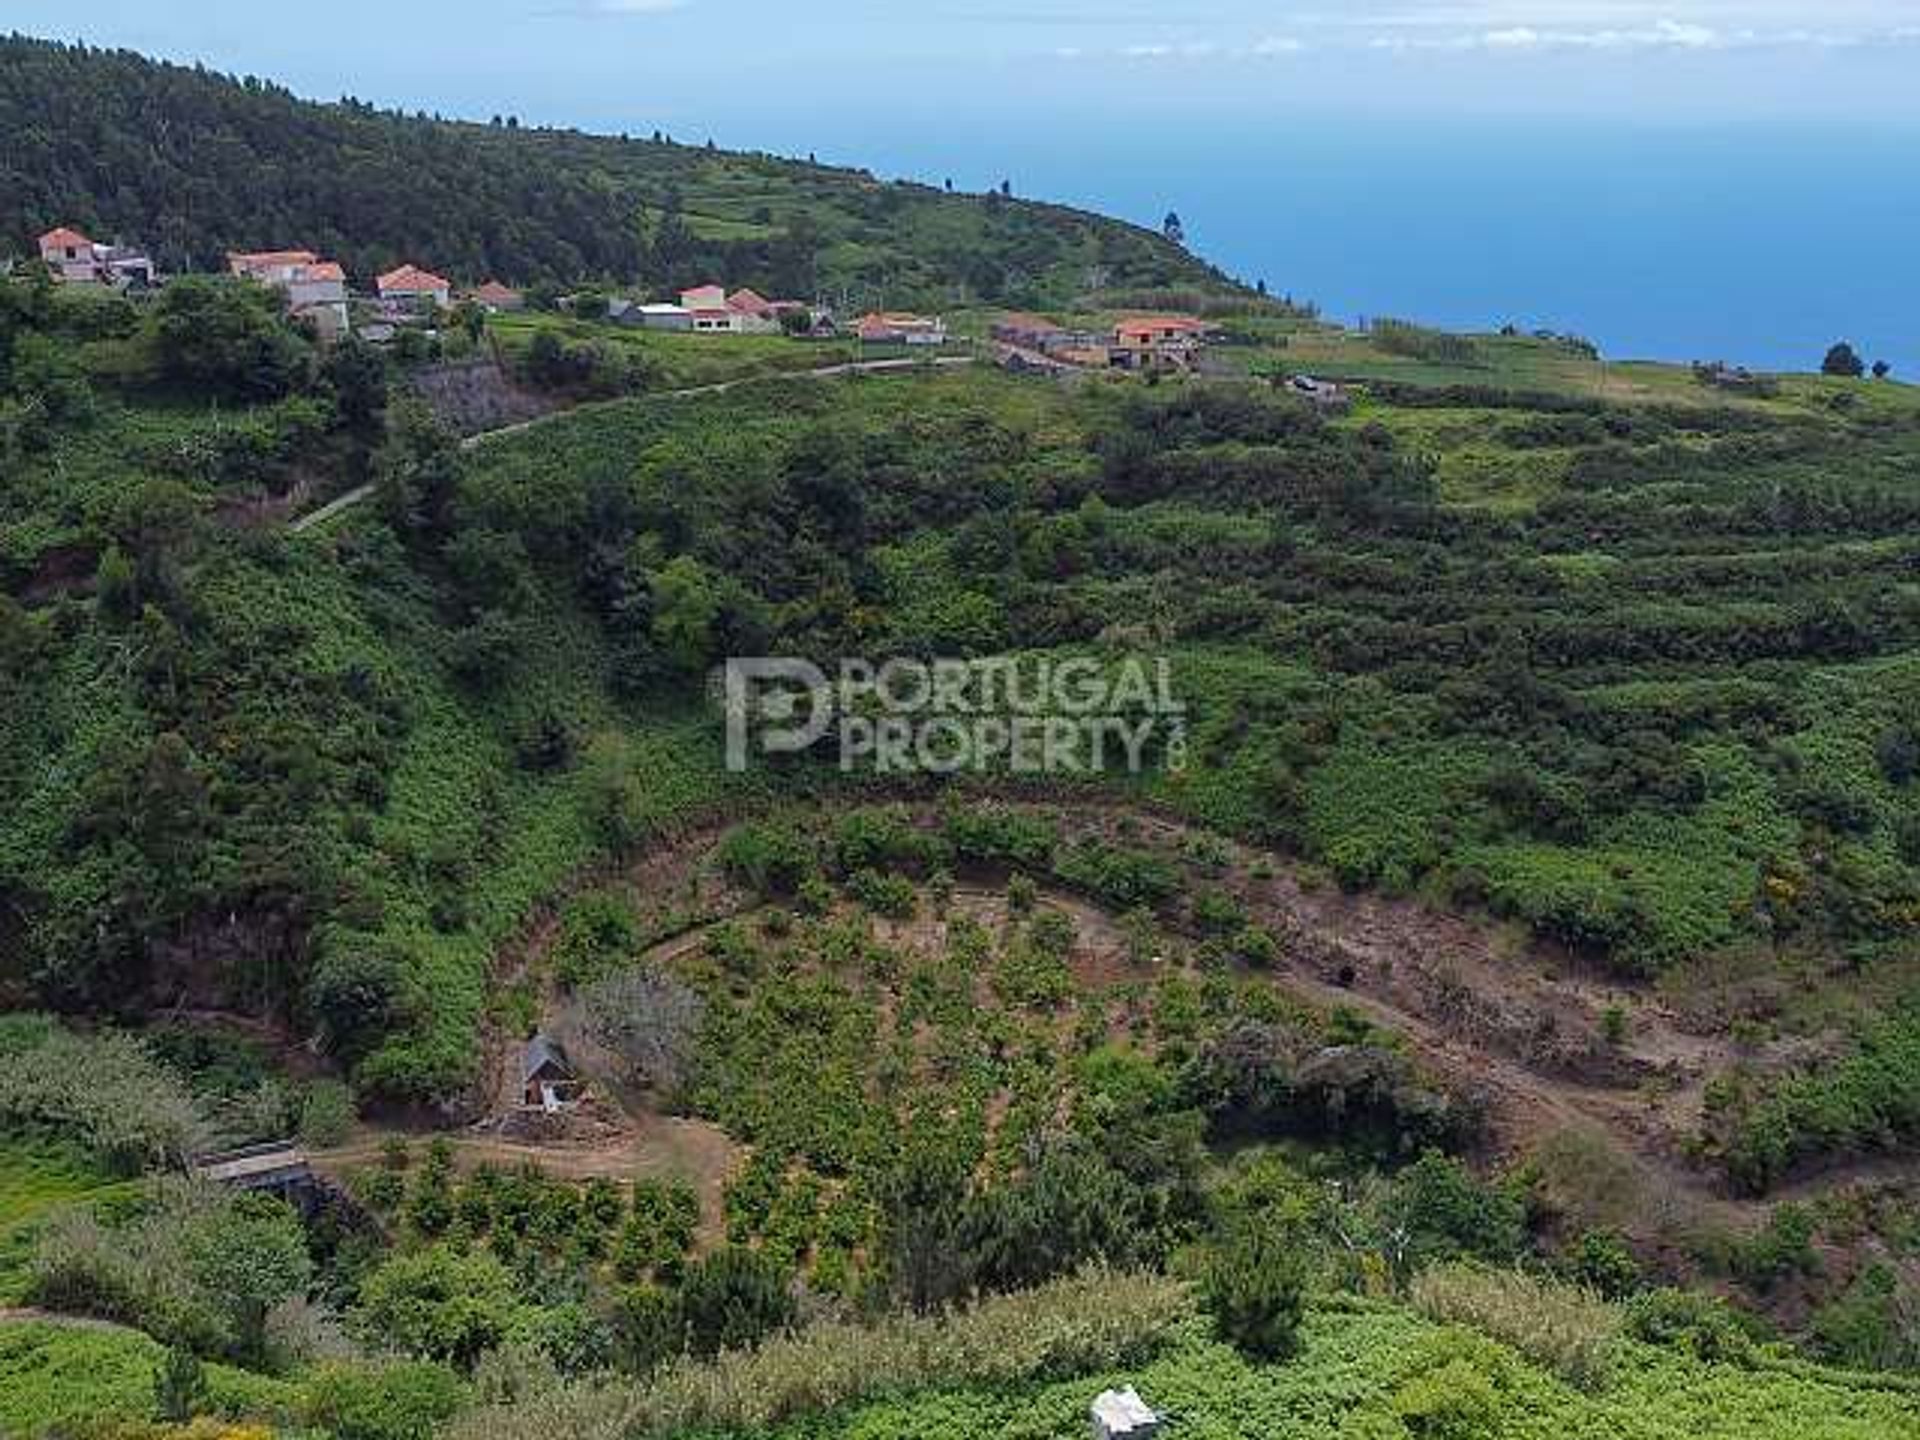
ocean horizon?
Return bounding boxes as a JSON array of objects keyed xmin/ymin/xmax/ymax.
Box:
[{"xmin": 789, "ymin": 114, "xmax": 1918, "ymax": 379}]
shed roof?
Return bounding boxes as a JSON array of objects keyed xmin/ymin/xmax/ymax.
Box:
[{"xmin": 522, "ymin": 1034, "xmax": 574, "ymax": 1085}]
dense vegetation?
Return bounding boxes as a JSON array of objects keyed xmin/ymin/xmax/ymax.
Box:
[
  {"xmin": 5, "ymin": 49, "xmax": 1920, "ymax": 1430},
  {"xmin": 0, "ymin": 34, "xmax": 1224, "ymax": 306}
]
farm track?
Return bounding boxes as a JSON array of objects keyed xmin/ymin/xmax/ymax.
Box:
[
  {"xmin": 285, "ymin": 355, "xmax": 977, "ymax": 534},
  {"xmin": 492, "ymin": 796, "xmax": 1916, "ymax": 1235}
]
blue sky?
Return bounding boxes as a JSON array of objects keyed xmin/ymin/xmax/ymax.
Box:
[{"xmin": 12, "ymin": 2, "xmax": 1920, "ymax": 142}]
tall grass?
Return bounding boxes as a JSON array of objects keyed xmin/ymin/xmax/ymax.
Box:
[
  {"xmin": 451, "ymin": 1268, "xmax": 1194, "ymax": 1439},
  {"xmin": 1410, "ymin": 1263, "xmax": 1621, "ymax": 1390}
]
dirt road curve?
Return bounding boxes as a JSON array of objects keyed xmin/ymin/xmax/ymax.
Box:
[{"xmin": 285, "ymin": 355, "xmax": 976, "ymax": 535}]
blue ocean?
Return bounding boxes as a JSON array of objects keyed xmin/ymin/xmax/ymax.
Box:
[{"xmin": 810, "ymin": 116, "xmax": 1919, "ymax": 378}]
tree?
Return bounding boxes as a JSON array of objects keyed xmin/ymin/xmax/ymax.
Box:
[
  {"xmin": 354, "ymin": 1244, "xmax": 521, "ymax": 1369},
  {"xmin": 148, "ymin": 276, "xmax": 311, "ymax": 399},
  {"xmin": 1163, "ymin": 211, "xmax": 1186, "ymax": 246},
  {"xmin": 1822, "ymin": 341, "xmax": 1866, "ymax": 378},
  {"xmin": 1873, "ymin": 360, "xmax": 1892, "ymax": 380},
  {"xmin": 557, "ymin": 966, "xmax": 704, "ymax": 1098},
  {"xmin": 321, "ymin": 335, "xmax": 390, "ymax": 431},
  {"xmin": 185, "ymin": 1196, "xmax": 314, "ymax": 1366},
  {"xmin": 649, "ymin": 555, "xmax": 722, "ymax": 674},
  {"xmin": 1202, "ymin": 1221, "xmax": 1308, "ymax": 1361},
  {"xmin": 153, "ymin": 1344, "xmax": 208, "ymax": 1422},
  {"xmin": 675, "ymin": 1247, "xmax": 795, "ymax": 1358}
]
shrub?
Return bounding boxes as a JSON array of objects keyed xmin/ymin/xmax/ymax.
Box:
[
  {"xmin": 1202, "ymin": 1223, "xmax": 1308, "ymax": 1361},
  {"xmin": 298, "ymin": 1081, "xmax": 356, "ymax": 1147},
  {"xmin": 718, "ymin": 822, "xmax": 816, "ymax": 895},
  {"xmin": 675, "ymin": 1247, "xmax": 796, "ymax": 1360},
  {"xmin": 303, "ymin": 1361, "xmax": 467, "ymax": 1440},
  {"xmin": 1625, "ymin": 1287, "xmax": 1765, "ymax": 1364},
  {"xmin": 353, "ymin": 1245, "xmax": 523, "ymax": 1370},
  {"xmin": 550, "ymin": 892, "xmax": 640, "ymax": 988},
  {"xmin": 1810, "ymin": 1263, "xmax": 1920, "ymax": 1373},
  {"xmin": 1565, "ymin": 1229, "xmax": 1642, "ymax": 1300},
  {"xmin": 847, "ymin": 867, "xmax": 916, "ymax": 920},
  {"xmin": 0, "ymin": 1022, "xmax": 202, "ymax": 1168},
  {"xmin": 1411, "ymin": 1263, "xmax": 1619, "ymax": 1389},
  {"xmin": 30, "ymin": 1182, "xmax": 310, "ymax": 1365},
  {"xmin": 1385, "ymin": 1150, "xmax": 1527, "ymax": 1269}
]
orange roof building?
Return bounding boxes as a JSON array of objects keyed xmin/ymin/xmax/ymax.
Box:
[
  {"xmin": 471, "ymin": 280, "xmax": 524, "ymax": 311},
  {"xmin": 376, "ymin": 264, "xmax": 452, "ymax": 302}
]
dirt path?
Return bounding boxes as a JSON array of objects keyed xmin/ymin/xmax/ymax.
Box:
[
  {"xmin": 459, "ymin": 353, "xmax": 977, "ymax": 452},
  {"xmin": 285, "ymin": 355, "xmax": 976, "ymax": 535},
  {"xmin": 574, "ymin": 798, "xmax": 1910, "ymax": 1234}
]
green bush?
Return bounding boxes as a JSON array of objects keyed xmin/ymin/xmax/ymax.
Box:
[
  {"xmin": 1203, "ymin": 1223, "xmax": 1308, "ymax": 1361},
  {"xmin": 298, "ymin": 1080, "xmax": 357, "ymax": 1147},
  {"xmin": 303, "ymin": 1361, "xmax": 468, "ymax": 1440}
]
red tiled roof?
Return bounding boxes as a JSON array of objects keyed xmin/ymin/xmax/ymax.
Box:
[
  {"xmin": 301, "ymin": 262, "xmax": 346, "ymax": 283},
  {"xmin": 1116, "ymin": 314, "xmax": 1208, "ymax": 337},
  {"xmin": 727, "ymin": 287, "xmax": 773, "ymax": 315},
  {"xmin": 377, "ymin": 264, "xmax": 451, "ymax": 295},
  {"xmin": 472, "ymin": 281, "xmax": 521, "ymax": 302},
  {"xmin": 680, "ymin": 284, "xmax": 727, "ymax": 306},
  {"xmin": 230, "ymin": 249, "xmax": 320, "ymax": 270},
  {"xmin": 39, "ymin": 226, "xmax": 94, "ymax": 250}
]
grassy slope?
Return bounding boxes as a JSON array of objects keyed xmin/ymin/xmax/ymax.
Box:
[
  {"xmin": 735, "ymin": 1303, "xmax": 1920, "ymax": 1440},
  {"xmin": 0, "ymin": 1132, "xmax": 133, "ymax": 1304},
  {"xmin": 0, "ymin": 1319, "xmax": 299, "ymax": 1432}
]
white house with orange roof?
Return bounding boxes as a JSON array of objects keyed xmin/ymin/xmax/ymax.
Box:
[
  {"xmin": 1112, "ymin": 314, "xmax": 1210, "ymax": 370},
  {"xmin": 377, "ymin": 264, "xmax": 453, "ymax": 311},
  {"xmin": 39, "ymin": 226, "xmax": 156, "ymax": 288},
  {"xmin": 229, "ymin": 249, "xmax": 350, "ymax": 341},
  {"xmin": 725, "ymin": 288, "xmax": 781, "ymax": 334}
]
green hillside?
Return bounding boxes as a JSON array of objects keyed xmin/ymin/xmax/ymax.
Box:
[
  {"xmin": 5, "ymin": 37, "xmax": 1920, "ymax": 1440},
  {"xmin": 0, "ymin": 33, "xmax": 1227, "ymax": 307}
]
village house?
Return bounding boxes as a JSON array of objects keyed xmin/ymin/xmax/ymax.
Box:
[
  {"xmin": 377, "ymin": 263, "xmax": 453, "ymax": 311},
  {"xmin": 856, "ymin": 311, "xmax": 948, "ymax": 346},
  {"xmin": 676, "ymin": 283, "xmax": 732, "ymax": 333},
  {"xmin": 38, "ymin": 226, "xmax": 156, "ymax": 289},
  {"xmin": 1112, "ymin": 314, "xmax": 1209, "ymax": 371},
  {"xmin": 724, "ymin": 288, "xmax": 782, "ymax": 334},
  {"xmin": 469, "ymin": 280, "xmax": 524, "ymax": 314},
  {"xmin": 229, "ymin": 249, "xmax": 350, "ymax": 341}
]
